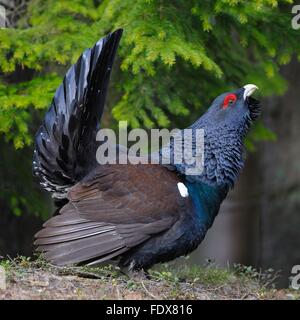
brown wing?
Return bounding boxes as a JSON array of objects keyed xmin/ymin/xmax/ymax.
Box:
[{"xmin": 35, "ymin": 164, "xmax": 189, "ymax": 266}]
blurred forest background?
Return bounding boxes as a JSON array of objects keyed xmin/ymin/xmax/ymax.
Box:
[{"xmin": 0, "ymin": 0, "xmax": 299, "ymax": 287}]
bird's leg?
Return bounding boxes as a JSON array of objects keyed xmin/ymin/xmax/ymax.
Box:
[{"xmin": 121, "ymin": 266, "xmax": 150, "ymax": 280}]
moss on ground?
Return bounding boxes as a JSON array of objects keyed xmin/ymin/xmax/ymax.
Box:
[{"xmin": 0, "ymin": 256, "xmax": 299, "ymax": 300}]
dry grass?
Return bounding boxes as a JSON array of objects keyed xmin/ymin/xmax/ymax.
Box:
[{"xmin": 0, "ymin": 256, "xmax": 299, "ymax": 300}]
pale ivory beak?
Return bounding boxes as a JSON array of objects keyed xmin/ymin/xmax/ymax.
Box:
[{"xmin": 243, "ymin": 84, "xmax": 258, "ymax": 100}]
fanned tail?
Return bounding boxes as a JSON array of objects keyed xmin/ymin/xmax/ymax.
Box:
[{"xmin": 33, "ymin": 29, "xmax": 123, "ymax": 199}]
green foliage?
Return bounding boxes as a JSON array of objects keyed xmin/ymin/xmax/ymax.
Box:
[
  {"xmin": 0, "ymin": 138, "xmax": 50, "ymax": 219},
  {"xmin": 1, "ymin": 0, "xmax": 299, "ymax": 143},
  {"xmin": 233, "ymin": 263, "xmax": 280, "ymax": 288},
  {"xmin": 0, "ymin": 0, "xmax": 299, "ymax": 217},
  {"xmin": 150, "ymin": 262, "xmax": 232, "ymax": 285}
]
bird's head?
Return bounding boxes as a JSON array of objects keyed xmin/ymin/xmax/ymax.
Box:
[
  {"xmin": 194, "ymin": 84, "xmax": 260, "ymax": 133},
  {"xmin": 188, "ymin": 84, "xmax": 261, "ymax": 187}
]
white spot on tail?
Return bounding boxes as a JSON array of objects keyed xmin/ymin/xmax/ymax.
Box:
[{"xmin": 177, "ymin": 182, "xmax": 189, "ymax": 198}]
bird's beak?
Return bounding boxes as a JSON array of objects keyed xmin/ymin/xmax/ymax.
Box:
[{"xmin": 243, "ymin": 84, "xmax": 258, "ymax": 100}]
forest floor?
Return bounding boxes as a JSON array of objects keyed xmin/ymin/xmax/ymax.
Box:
[{"xmin": 0, "ymin": 256, "xmax": 299, "ymax": 300}]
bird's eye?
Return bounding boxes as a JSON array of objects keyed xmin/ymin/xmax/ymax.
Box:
[{"xmin": 222, "ymin": 93, "xmax": 237, "ymax": 109}]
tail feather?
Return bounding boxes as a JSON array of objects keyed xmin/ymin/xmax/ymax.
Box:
[
  {"xmin": 34, "ymin": 216, "xmax": 172, "ymax": 267},
  {"xmin": 36, "ymin": 222, "xmax": 109, "ymax": 238},
  {"xmin": 35, "ymin": 225, "xmax": 116, "ymax": 245},
  {"xmin": 36, "ymin": 227, "xmax": 126, "ymax": 266},
  {"xmin": 33, "ymin": 29, "xmax": 123, "ymax": 199}
]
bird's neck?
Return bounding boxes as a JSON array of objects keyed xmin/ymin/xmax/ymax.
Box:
[
  {"xmin": 169, "ymin": 125, "xmax": 245, "ymax": 189},
  {"xmin": 200, "ymin": 125, "xmax": 245, "ymax": 188},
  {"xmin": 186, "ymin": 180, "xmax": 229, "ymax": 229},
  {"xmin": 182, "ymin": 125, "xmax": 244, "ymax": 229}
]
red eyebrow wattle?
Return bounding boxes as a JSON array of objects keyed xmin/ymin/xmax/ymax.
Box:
[{"xmin": 222, "ymin": 93, "xmax": 237, "ymax": 109}]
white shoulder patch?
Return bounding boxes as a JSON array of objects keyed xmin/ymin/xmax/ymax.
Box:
[{"xmin": 177, "ymin": 182, "xmax": 189, "ymax": 198}]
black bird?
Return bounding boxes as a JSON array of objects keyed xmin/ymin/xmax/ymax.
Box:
[{"xmin": 33, "ymin": 29, "xmax": 261, "ymax": 270}]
